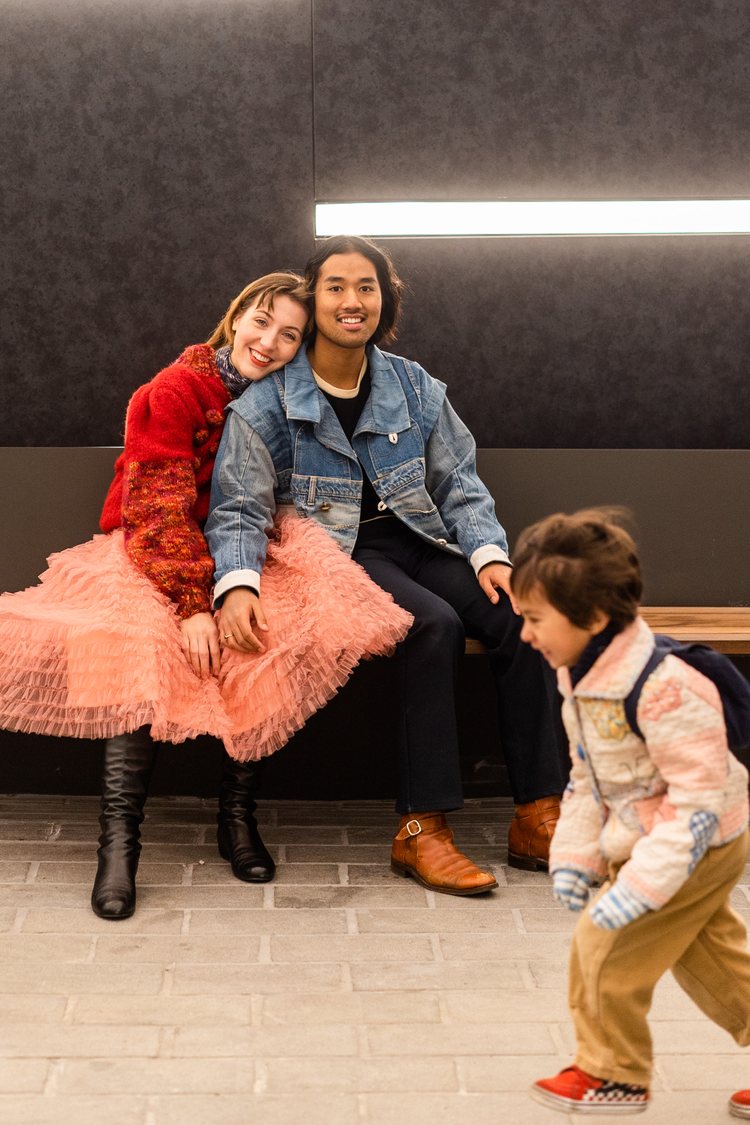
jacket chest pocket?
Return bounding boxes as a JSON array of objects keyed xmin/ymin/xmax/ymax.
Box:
[
  {"xmin": 292, "ymin": 427, "xmax": 354, "ymax": 480},
  {"xmin": 375, "ymin": 457, "xmax": 437, "ymax": 517},
  {"xmin": 368, "ymin": 423, "xmax": 424, "ymax": 476}
]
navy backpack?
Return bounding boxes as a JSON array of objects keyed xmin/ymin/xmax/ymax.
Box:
[{"xmin": 624, "ymin": 636, "xmax": 750, "ymax": 752}]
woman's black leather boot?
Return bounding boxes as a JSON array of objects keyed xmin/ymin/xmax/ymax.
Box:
[
  {"xmin": 91, "ymin": 728, "xmax": 158, "ymax": 920},
  {"xmin": 217, "ymin": 756, "xmax": 275, "ymax": 883}
]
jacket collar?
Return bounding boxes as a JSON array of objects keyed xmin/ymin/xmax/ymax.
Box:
[
  {"xmin": 569, "ymin": 622, "xmax": 622, "ymax": 688},
  {"xmin": 356, "ymin": 346, "xmax": 412, "ymax": 435},
  {"xmin": 282, "ymin": 343, "xmax": 412, "ymax": 436},
  {"xmin": 557, "ymin": 616, "xmax": 656, "ymax": 701},
  {"xmin": 282, "ymin": 344, "xmax": 323, "ymax": 423}
]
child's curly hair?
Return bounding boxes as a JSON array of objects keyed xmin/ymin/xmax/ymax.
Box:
[{"xmin": 511, "ymin": 507, "xmax": 643, "ymax": 630}]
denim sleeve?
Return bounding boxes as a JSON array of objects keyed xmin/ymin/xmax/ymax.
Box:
[
  {"xmin": 205, "ymin": 410, "xmax": 278, "ymax": 604},
  {"xmin": 424, "ymin": 395, "xmax": 510, "ymax": 565}
]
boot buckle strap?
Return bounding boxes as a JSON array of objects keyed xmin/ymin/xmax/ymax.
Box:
[{"xmin": 395, "ymin": 818, "xmax": 423, "ymax": 841}]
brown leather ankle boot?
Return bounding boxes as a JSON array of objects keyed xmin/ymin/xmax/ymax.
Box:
[
  {"xmin": 507, "ymin": 796, "xmax": 561, "ymax": 871},
  {"xmin": 391, "ymin": 812, "xmax": 498, "ymax": 896}
]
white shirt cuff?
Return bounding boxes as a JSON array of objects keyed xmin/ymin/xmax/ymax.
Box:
[
  {"xmin": 470, "ymin": 545, "xmax": 511, "ymax": 577},
  {"xmin": 212, "ymin": 569, "xmax": 261, "ymax": 608}
]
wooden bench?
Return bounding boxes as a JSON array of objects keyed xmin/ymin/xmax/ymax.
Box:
[{"xmin": 465, "ymin": 607, "xmax": 750, "ymax": 656}]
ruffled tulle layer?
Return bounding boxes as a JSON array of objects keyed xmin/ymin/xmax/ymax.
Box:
[{"xmin": 0, "ymin": 519, "xmax": 412, "ymax": 760}]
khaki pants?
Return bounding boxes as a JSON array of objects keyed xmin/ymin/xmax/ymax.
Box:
[{"xmin": 569, "ymin": 829, "xmax": 750, "ymax": 1087}]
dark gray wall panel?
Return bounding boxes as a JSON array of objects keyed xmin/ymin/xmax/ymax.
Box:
[
  {"xmin": 3, "ymin": 0, "xmax": 749, "ymax": 451},
  {"xmin": 313, "ymin": 0, "xmax": 750, "ymax": 199},
  {"xmin": 380, "ymin": 236, "xmax": 750, "ymax": 447},
  {"xmin": 477, "ymin": 449, "xmax": 750, "ymax": 606},
  {"xmin": 1, "ymin": 0, "xmax": 314, "ymax": 446},
  {"xmin": 311, "ymin": 0, "xmax": 750, "ymax": 447}
]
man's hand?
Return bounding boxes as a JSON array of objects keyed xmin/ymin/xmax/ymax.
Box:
[
  {"xmin": 180, "ymin": 611, "xmax": 221, "ymax": 678},
  {"xmin": 477, "ymin": 562, "xmax": 519, "ymax": 614},
  {"xmin": 218, "ymin": 587, "xmax": 269, "ymax": 653}
]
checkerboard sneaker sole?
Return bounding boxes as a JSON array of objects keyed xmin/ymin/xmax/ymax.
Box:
[
  {"xmin": 730, "ymin": 1090, "xmax": 750, "ymax": 1118},
  {"xmin": 531, "ymin": 1066, "xmax": 649, "ymax": 1115}
]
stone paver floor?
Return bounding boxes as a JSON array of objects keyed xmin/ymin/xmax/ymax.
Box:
[{"xmin": 0, "ymin": 795, "xmax": 747, "ymax": 1124}]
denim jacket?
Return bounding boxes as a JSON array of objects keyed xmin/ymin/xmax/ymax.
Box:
[{"xmin": 206, "ymin": 343, "xmax": 510, "ymax": 602}]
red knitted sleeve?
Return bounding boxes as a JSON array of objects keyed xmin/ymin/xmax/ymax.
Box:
[{"xmin": 120, "ymin": 372, "xmax": 215, "ymax": 619}]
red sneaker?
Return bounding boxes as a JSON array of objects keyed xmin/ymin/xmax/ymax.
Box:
[
  {"xmin": 730, "ymin": 1090, "xmax": 750, "ymax": 1119},
  {"xmin": 531, "ymin": 1065, "xmax": 649, "ymax": 1114}
]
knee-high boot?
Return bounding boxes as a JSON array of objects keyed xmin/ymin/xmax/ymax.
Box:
[
  {"xmin": 217, "ymin": 756, "xmax": 275, "ymax": 883},
  {"xmin": 91, "ymin": 728, "xmax": 158, "ymax": 920}
]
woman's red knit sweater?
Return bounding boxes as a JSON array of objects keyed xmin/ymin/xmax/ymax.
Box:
[{"xmin": 100, "ymin": 344, "xmax": 230, "ymax": 619}]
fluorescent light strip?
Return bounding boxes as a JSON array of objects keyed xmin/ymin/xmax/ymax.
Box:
[{"xmin": 316, "ymin": 200, "xmax": 750, "ymax": 237}]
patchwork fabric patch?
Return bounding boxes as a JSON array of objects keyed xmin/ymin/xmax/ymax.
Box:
[
  {"xmin": 640, "ymin": 677, "xmax": 683, "ymax": 723},
  {"xmin": 687, "ymin": 809, "xmax": 719, "ymax": 873},
  {"xmin": 580, "ymin": 699, "xmax": 630, "ymax": 742}
]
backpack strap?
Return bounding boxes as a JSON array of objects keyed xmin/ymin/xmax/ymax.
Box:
[
  {"xmin": 623, "ymin": 639, "xmax": 672, "ymax": 740},
  {"xmin": 623, "ymin": 635, "xmax": 750, "ymax": 750}
]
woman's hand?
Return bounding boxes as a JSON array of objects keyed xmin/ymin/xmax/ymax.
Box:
[
  {"xmin": 218, "ymin": 587, "xmax": 269, "ymax": 653},
  {"xmin": 477, "ymin": 562, "xmax": 519, "ymax": 614},
  {"xmin": 180, "ymin": 611, "xmax": 222, "ymax": 678}
]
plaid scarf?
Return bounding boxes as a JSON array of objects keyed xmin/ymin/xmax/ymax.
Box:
[{"xmin": 214, "ymin": 345, "xmax": 250, "ymax": 400}]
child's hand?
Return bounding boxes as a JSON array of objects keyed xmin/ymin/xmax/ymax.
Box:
[
  {"xmin": 552, "ymin": 868, "xmax": 592, "ymax": 911},
  {"xmin": 589, "ymin": 882, "xmax": 651, "ymax": 930}
]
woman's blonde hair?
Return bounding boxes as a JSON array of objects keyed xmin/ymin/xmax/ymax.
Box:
[{"xmin": 205, "ymin": 271, "xmax": 312, "ymax": 349}]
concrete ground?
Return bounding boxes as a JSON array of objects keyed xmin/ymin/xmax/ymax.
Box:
[{"xmin": 0, "ymin": 795, "xmax": 746, "ymax": 1125}]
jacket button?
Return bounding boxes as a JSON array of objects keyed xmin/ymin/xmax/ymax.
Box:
[
  {"xmin": 436, "ymin": 538, "xmax": 447, "ymax": 546},
  {"xmin": 320, "ymin": 502, "xmax": 331, "ymax": 511},
  {"xmin": 377, "ymin": 501, "xmax": 387, "ymax": 512},
  {"xmin": 388, "ymin": 432, "xmax": 398, "ymax": 444}
]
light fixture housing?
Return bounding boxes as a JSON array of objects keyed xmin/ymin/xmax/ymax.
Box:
[{"xmin": 315, "ymin": 200, "xmax": 750, "ymax": 238}]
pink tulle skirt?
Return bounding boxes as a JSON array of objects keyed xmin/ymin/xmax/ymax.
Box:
[{"xmin": 0, "ymin": 516, "xmax": 412, "ymax": 760}]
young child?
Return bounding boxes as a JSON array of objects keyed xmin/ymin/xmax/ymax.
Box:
[{"xmin": 510, "ymin": 508, "xmax": 750, "ymax": 1117}]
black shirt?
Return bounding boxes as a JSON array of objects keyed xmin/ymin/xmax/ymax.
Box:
[{"xmin": 319, "ymin": 367, "xmax": 398, "ymax": 544}]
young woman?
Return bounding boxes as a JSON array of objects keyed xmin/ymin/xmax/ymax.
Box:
[{"xmin": 0, "ymin": 272, "xmax": 411, "ymax": 920}]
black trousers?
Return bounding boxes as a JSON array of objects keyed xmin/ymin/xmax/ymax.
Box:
[{"xmin": 353, "ymin": 522, "xmax": 569, "ymax": 814}]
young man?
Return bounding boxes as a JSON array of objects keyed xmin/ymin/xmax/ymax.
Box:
[{"xmin": 206, "ymin": 236, "xmax": 568, "ymax": 894}]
